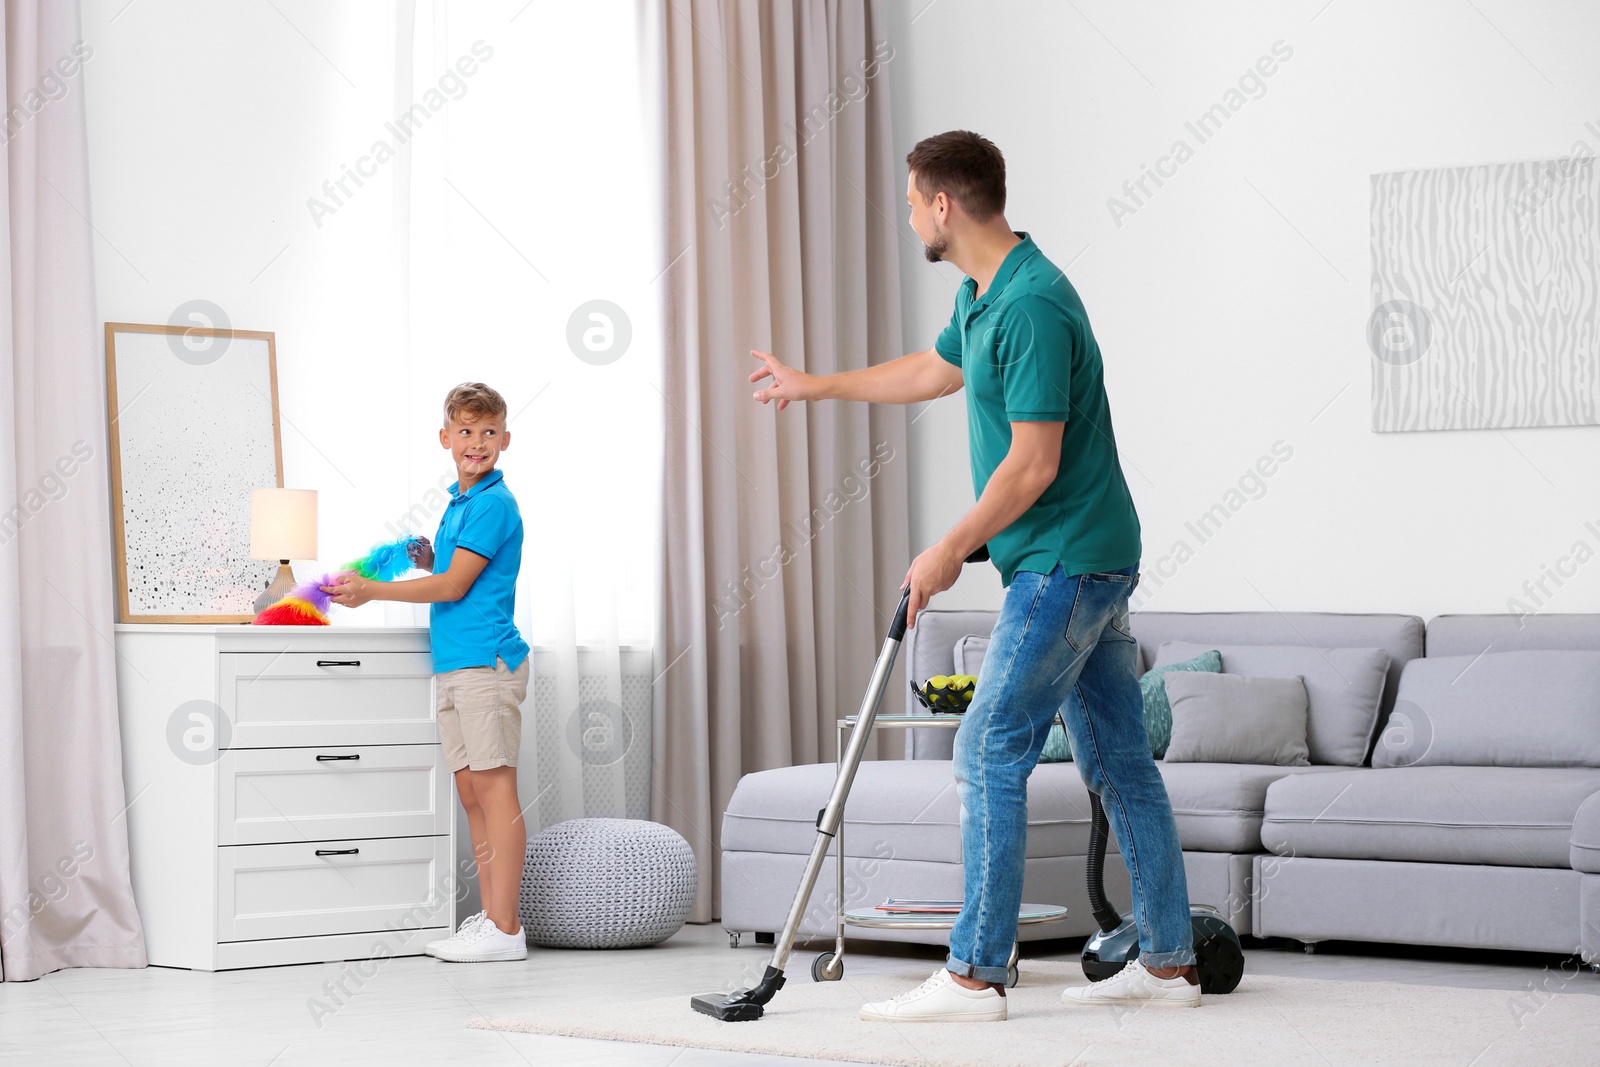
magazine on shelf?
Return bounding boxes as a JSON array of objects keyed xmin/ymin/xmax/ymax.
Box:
[{"xmin": 875, "ymin": 898, "xmax": 963, "ymax": 914}]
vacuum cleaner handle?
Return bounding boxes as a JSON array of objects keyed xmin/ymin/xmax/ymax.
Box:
[
  {"xmin": 888, "ymin": 545, "xmax": 991, "ymax": 642},
  {"xmin": 887, "ymin": 588, "xmax": 913, "ymax": 643}
]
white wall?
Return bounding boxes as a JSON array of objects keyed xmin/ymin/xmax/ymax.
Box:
[{"xmin": 884, "ymin": 0, "xmax": 1600, "ymax": 621}]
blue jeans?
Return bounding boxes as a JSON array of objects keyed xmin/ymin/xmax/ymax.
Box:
[{"xmin": 945, "ymin": 564, "xmax": 1195, "ymax": 982}]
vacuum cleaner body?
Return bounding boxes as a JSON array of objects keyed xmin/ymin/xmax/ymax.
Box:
[
  {"xmin": 1079, "ymin": 792, "xmax": 1245, "ymax": 995},
  {"xmin": 1081, "ymin": 908, "xmax": 1244, "ymax": 993}
]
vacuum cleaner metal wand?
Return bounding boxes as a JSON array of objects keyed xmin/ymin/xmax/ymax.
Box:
[
  {"xmin": 770, "ymin": 594, "xmax": 910, "ymax": 973},
  {"xmin": 690, "ymin": 588, "xmax": 913, "ymax": 1021}
]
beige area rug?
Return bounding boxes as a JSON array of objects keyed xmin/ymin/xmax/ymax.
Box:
[{"xmin": 467, "ymin": 960, "xmax": 1599, "ymax": 1067}]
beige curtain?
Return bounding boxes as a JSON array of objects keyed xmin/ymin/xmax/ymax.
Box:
[
  {"xmin": 0, "ymin": 0, "xmax": 146, "ymax": 979},
  {"xmin": 653, "ymin": 0, "xmax": 911, "ymax": 924}
]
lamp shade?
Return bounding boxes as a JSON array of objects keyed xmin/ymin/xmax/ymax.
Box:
[{"xmin": 250, "ymin": 488, "xmax": 318, "ymax": 561}]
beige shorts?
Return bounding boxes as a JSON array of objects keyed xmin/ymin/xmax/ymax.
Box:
[{"xmin": 436, "ymin": 656, "xmax": 530, "ymax": 773}]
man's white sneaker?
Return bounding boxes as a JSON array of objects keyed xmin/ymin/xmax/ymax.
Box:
[
  {"xmin": 1060, "ymin": 958, "xmax": 1200, "ymax": 1008},
  {"xmin": 860, "ymin": 968, "xmax": 1007, "ymax": 1023},
  {"xmin": 425, "ymin": 910, "xmax": 486, "ymax": 957},
  {"xmin": 432, "ymin": 917, "xmax": 528, "ymax": 963}
]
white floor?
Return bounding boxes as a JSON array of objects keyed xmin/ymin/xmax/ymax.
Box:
[{"xmin": 3, "ymin": 924, "xmax": 1596, "ymax": 1066}]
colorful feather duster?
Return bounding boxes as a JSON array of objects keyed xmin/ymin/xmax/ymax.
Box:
[{"xmin": 252, "ymin": 535, "xmax": 424, "ymax": 625}]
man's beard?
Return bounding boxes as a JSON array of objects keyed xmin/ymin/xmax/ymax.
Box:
[{"xmin": 922, "ymin": 229, "xmax": 949, "ymax": 264}]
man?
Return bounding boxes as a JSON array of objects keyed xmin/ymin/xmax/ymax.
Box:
[{"xmin": 748, "ymin": 130, "xmax": 1199, "ymax": 1021}]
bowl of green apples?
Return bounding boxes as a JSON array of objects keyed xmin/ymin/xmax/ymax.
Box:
[{"xmin": 911, "ymin": 674, "xmax": 977, "ymax": 714}]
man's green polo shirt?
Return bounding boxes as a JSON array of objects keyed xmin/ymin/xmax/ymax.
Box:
[{"xmin": 934, "ymin": 232, "xmax": 1141, "ymax": 586}]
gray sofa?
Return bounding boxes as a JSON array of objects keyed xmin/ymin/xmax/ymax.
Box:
[
  {"xmin": 1253, "ymin": 613, "xmax": 1600, "ymax": 961},
  {"xmin": 719, "ymin": 609, "xmax": 1600, "ymax": 968}
]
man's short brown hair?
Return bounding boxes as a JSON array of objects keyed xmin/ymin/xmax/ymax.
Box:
[
  {"xmin": 443, "ymin": 382, "xmax": 508, "ymax": 427},
  {"xmin": 906, "ymin": 130, "xmax": 1006, "ymax": 222}
]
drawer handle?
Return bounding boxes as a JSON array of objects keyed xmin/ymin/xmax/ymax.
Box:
[
  {"xmin": 316, "ymin": 660, "xmax": 361, "ymax": 667},
  {"xmin": 314, "ymin": 848, "xmax": 360, "ymax": 857},
  {"xmin": 315, "ymin": 754, "xmax": 361, "ymax": 762}
]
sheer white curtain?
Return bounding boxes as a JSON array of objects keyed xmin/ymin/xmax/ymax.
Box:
[{"xmin": 388, "ymin": 2, "xmax": 662, "ymax": 890}]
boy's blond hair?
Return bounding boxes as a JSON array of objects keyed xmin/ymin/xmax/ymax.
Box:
[{"xmin": 442, "ymin": 382, "xmax": 508, "ymax": 427}]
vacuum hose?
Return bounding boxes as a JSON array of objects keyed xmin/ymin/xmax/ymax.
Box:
[{"xmin": 1085, "ymin": 792, "xmax": 1124, "ymax": 934}]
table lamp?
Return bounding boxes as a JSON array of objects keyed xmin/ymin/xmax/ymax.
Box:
[{"xmin": 250, "ymin": 488, "xmax": 318, "ymax": 614}]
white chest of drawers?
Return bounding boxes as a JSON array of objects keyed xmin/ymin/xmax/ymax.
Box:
[{"xmin": 113, "ymin": 625, "xmax": 455, "ymax": 970}]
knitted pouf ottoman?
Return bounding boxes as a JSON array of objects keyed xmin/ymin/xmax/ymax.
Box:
[{"xmin": 519, "ymin": 817, "xmax": 697, "ymax": 949}]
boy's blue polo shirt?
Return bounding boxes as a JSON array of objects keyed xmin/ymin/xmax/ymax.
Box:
[
  {"xmin": 934, "ymin": 232, "xmax": 1141, "ymax": 586},
  {"xmin": 429, "ymin": 467, "xmax": 530, "ymax": 674}
]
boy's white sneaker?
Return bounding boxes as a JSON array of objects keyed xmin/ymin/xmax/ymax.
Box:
[
  {"xmin": 860, "ymin": 968, "xmax": 1007, "ymax": 1022},
  {"xmin": 1060, "ymin": 958, "xmax": 1200, "ymax": 1008},
  {"xmin": 432, "ymin": 917, "xmax": 528, "ymax": 963},
  {"xmin": 424, "ymin": 910, "xmax": 486, "ymax": 957}
]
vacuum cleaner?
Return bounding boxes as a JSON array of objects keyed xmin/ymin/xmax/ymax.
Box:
[
  {"xmin": 690, "ymin": 548, "xmax": 1243, "ymax": 1022},
  {"xmin": 1079, "ymin": 791, "xmax": 1245, "ymax": 994}
]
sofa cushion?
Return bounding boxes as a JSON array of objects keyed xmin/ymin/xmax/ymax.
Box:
[
  {"xmin": 1261, "ymin": 766, "xmax": 1600, "ymax": 868},
  {"xmin": 954, "ymin": 634, "xmax": 988, "ymax": 674},
  {"xmin": 721, "ymin": 760, "xmax": 1095, "ymax": 864},
  {"xmin": 1374, "ymin": 651, "xmax": 1600, "ymax": 769},
  {"xmin": 1155, "ymin": 641, "xmax": 1389, "ymax": 766},
  {"xmin": 1158, "ymin": 762, "xmax": 1346, "ymax": 853},
  {"xmin": 953, "ymin": 633, "xmax": 1147, "ymax": 681},
  {"xmin": 1425, "ymin": 613, "xmax": 1600, "ymax": 657},
  {"xmin": 1163, "ymin": 673, "xmax": 1310, "ymax": 766},
  {"xmin": 1573, "ymin": 791, "xmax": 1600, "ymax": 874},
  {"xmin": 1131, "ymin": 610, "xmax": 1422, "ymax": 731}
]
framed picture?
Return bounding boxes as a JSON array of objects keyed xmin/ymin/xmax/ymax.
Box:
[
  {"xmin": 1370, "ymin": 157, "xmax": 1600, "ymax": 431},
  {"xmin": 105, "ymin": 322, "xmax": 284, "ymax": 622}
]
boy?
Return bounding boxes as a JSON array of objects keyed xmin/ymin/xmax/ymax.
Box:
[{"xmin": 323, "ymin": 382, "xmax": 531, "ymax": 963}]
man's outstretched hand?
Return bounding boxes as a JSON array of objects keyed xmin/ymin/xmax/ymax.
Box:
[{"xmin": 749, "ymin": 350, "xmax": 819, "ymax": 410}]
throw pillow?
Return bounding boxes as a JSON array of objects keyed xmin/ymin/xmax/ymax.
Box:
[
  {"xmin": 1153, "ymin": 641, "xmax": 1390, "ymax": 766},
  {"xmin": 1138, "ymin": 648, "xmax": 1224, "ymax": 758},
  {"xmin": 1037, "ymin": 647, "xmax": 1223, "ymax": 762},
  {"xmin": 1162, "ymin": 672, "xmax": 1311, "ymax": 765},
  {"xmin": 1039, "ymin": 721, "xmax": 1073, "ymax": 762},
  {"xmin": 1376, "ymin": 650, "xmax": 1600, "ymax": 768}
]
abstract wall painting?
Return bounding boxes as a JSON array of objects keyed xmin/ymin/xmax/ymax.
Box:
[{"xmin": 1370, "ymin": 157, "xmax": 1598, "ymax": 432}]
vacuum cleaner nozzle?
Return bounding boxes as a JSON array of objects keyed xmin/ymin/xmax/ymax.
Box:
[{"xmin": 691, "ymin": 965, "xmax": 787, "ymax": 1021}]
